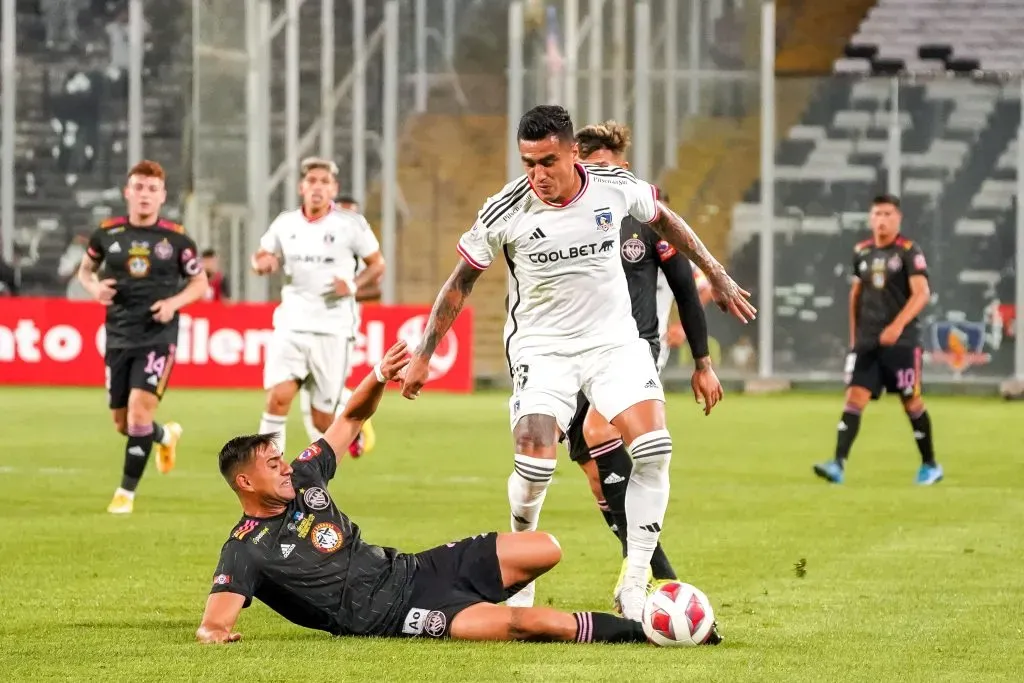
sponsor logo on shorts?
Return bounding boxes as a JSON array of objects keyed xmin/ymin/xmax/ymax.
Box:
[
  {"xmin": 424, "ymin": 610, "xmax": 447, "ymax": 638},
  {"xmin": 310, "ymin": 522, "xmax": 343, "ymax": 553},
  {"xmin": 303, "ymin": 486, "xmax": 331, "ymax": 510},
  {"xmin": 213, "ymin": 574, "xmax": 230, "ymax": 586},
  {"xmin": 401, "ymin": 608, "xmax": 429, "ymax": 636}
]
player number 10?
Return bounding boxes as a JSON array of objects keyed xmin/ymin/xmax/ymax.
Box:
[{"xmin": 895, "ymin": 368, "xmax": 916, "ymax": 390}]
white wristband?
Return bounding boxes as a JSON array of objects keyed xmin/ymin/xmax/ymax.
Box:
[{"xmin": 373, "ymin": 362, "xmax": 387, "ymax": 383}]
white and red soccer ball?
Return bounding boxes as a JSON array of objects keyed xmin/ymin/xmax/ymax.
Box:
[{"xmin": 642, "ymin": 581, "xmax": 716, "ymax": 647}]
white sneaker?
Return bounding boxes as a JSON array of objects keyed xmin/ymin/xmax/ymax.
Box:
[
  {"xmin": 506, "ymin": 581, "xmax": 536, "ymax": 608},
  {"xmin": 615, "ymin": 582, "xmax": 647, "ymax": 622}
]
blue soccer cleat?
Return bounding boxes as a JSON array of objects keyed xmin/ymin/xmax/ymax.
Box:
[
  {"xmin": 813, "ymin": 460, "xmax": 845, "ymax": 484},
  {"xmin": 915, "ymin": 463, "xmax": 944, "ymax": 486}
]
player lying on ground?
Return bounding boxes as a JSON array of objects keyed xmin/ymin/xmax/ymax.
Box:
[
  {"xmin": 251, "ymin": 158, "xmax": 386, "ymax": 457},
  {"xmin": 564, "ymin": 121, "xmax": 721, "ymax": 599},
  {"xmin": 77, "ymin": 160, "xmax": 208, "ymax": 514},
  {"xmin": 813, "ymin": 194, "xmax": 943, "ymax": 485},
  {"xmin": 401, "ymin": 105, "xmax": 755, "ymax": 620},
  {"xmin": 196, "ymin": 341, "xmax": 721, "ymax": 645},
  {"xmin": 299, "ymin": 195, "xmax": 382, "ymax": 459}
]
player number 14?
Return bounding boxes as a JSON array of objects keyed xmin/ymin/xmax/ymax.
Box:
[{"xmin": 144, "ymin": 351, "xmax": 167, "ymax": 377}]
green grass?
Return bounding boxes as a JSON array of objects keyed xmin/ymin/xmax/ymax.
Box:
[{"xmin": 0, "ymin": 388, "xmax": 1022, "ymax": 682}]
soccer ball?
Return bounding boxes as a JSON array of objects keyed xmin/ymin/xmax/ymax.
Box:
[{"xmin": 642, "ymin": 581, "xmax": 716, "ymax": 647}]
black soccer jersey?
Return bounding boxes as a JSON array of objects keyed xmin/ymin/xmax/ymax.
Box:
[
  {"xmin": 619, "ymin": 216, "xmax": 709, "ymax": 359},
  {"xmin": 851, "ymin": 235, "xmax": 929, "ymax": 351},
  {"xmin": 209, "ymin": 439, "xmax": 417, "ymax": 637},
  {"xmin": 86, "ymin": 217, "xmax": 201, "ymax": 349}
]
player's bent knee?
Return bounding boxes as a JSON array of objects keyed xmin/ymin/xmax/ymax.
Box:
[
  {"xmin": 582, "ymin": 409, "xmax": 618, "ymax": 447},
  {"xmin": 902, "ymin": 396, "xmax": 925, "ymax": 415},
  {"xmin": 310, "ymin": 409, "xmax": 333, "ymax": 433},
  {"xmin": 512, "ymin": 414, "xmax": 560, "ymax": 455},
  {"xmin": 845, "ymin": 386, "xmax": 871, "ymax": 408}
]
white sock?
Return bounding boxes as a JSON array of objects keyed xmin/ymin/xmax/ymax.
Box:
[
  {"xmin": 508, "ymin": 454, "xmax": 555, "ymax": 532},
  {"xmin": 259, "ymin": 413, "xmax": 288, "ymax": 454},
  {"xmin": 156, "ymin": 424, "xmax": 172, "ymax": 446},
  {"xmin": 624, "ymin": 429, "xmax": 673, "ymax": 585},
  {"xmin": 115, "ymin": 487, "xmax": 135, "ymax": 500},
  {"xmin": 334, "ymin": 387, "xmax": 354, "ymax": 418},
  {"xmin": 298, "ymin": 390, "xmax": 320, "ymax": 442}
]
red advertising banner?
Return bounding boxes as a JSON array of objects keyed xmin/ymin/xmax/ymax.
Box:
[{"xmin": 0, "ymin": 298, "xmax": 472, "ymax": 391}]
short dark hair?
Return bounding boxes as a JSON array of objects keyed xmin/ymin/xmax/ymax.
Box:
[
  {"xmin": 337, "ymin": 195, "xmax": 359, "ymax": 207},
  {"xmin": 201, "ymin": 247, "xmax": 217, "ymax": 259},
  {"xmin": 872, "ymin": 193, "xmax": 901, "ymax": 209},
  {"xmin": 517, "ymin": 105, "xmax": 574, "ymax": 143},
  {"xmin": 657, "ymin": 188, "xmax": 670, "ymax": 204},
  {"xmin": 218, "ymin": 433, "xmax": 276, "ymax": 489}
]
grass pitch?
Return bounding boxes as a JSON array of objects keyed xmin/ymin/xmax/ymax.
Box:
[{"xmin": 0, "ymin": 387, "xmax": 1022, "ymax": 682}]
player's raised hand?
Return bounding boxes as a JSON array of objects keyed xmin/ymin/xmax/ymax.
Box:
[
  {"xmin": 709, "ymin": 274, "xmax": 757, "ymax": 323},
  {"xmin": 378, "ymin": 340, "xmax": 410, "ymax": 381},
  {"xmin": 401, "ymin": 355, "xmax": 431, "ymax": 400},
  {"xmin": 691, "ymin": 363, "xmax": 724, "ymax": 416},
  {"xmin": 91, "ymin": 278, "xmax": 117, "ymax": 305},
  {"xmin": 250, "ymin": 251, "xmax": 279, "ymax": 275}
]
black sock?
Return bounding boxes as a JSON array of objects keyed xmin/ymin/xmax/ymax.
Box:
[
  {"xmin": 650, "ymin": 544, "xmax": 677, "ymax": 581},
  {"xmin": 121, "ymin": 423, "xmax": 155, "ymax": 491},
  {"xmin": 834, "ymin": 405, "xmax": 862, "ymax": 465},
  {"xmin": 573, "ymin": 611, "xmax": 647, "ymax": 643},
  {"xmin": 152, "ymin": 422, "xmax": 165, "ymax": 446},
  {"xmin": 595, "ymin": 442, "xmax": 631, "ymax": 557},
  {"xmin": 908, "ymin": 409, "xmax": 936, "ymax": 466},
  {"xmin": 596, "ymin": 499, "xmax": 618, "ymax": 539}
]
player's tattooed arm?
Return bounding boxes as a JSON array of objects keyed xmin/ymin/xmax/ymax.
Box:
[
  {"xmin": 648, "ymin": 203, "xmax": 757, "ymax": 323},
  {"xmin": 417, "ymin": 259, "xmax": 483, "ymax": 357}
]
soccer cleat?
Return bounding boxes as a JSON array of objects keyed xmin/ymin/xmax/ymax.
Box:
[
  {"xmin": 348, "ymin": 431, "xmax": 365, "ymax": 458},
  {"xmin": 703, "ymin": 622, "xmax": 724, "ymax": 646},
  {"xmin": 813, "ymin": 459, "xmax": 845, "ymax": 484},
  {"xmin": 361, "ymin": 418, "xmax": 377, "ymax": 454},
  {"xmin": 155, "ymin": 422, "xmax": 182, "ymax": 474},
  {"xmin": 614, "ymin": 581, "xmax": 648, "ymax": 622},
  {"xmin": 612, "ymin": 558, "xmax": 653, "ymax": 610},
  {"xmin": 506, "ymin": 581, "xmax": 536, "ymax": 608},
  {"xmin": 916, "ymin": 463, "xmax": 944, "ymax": 486},
  {"xmin": 107, "ymin": 492, "xmax": 134, "ymax": 514}
]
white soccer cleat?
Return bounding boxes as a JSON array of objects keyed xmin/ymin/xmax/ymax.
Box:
[
  {"xmin": 506, "ymin": 581, "xmax": 536, "ymax": 608},
  {"xmin": 615, "ymin": 582, "xmax": 648, "ymax": 622}
]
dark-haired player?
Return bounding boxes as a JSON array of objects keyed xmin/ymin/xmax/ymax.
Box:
[
  {"xmin": 400, "ymin": 104, "xmax": 754, "ymax": 620},
  {"xmin": 813, "ymin": 194, "xmax": 942, "ymax": 485},
  {"xmin": 77, "ymin": 160, "xmax": 209, "ymax": 513},
  {"xmin": 566, "ymin": 121, "xmax": 721, "ymax": 602},
  {"xmin": 196, "ymin": 342, "xmax": 721, "ymax": 645}
]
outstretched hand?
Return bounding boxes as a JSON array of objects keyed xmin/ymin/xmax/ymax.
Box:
[
  {"xmin": 691, "ymin": 364, "xmax": 724, "ymax": 416},
  {"xmin": 401, "ymin": 354, "xmax": 430, "ymax": 400},
  {"xmin": 378, "ymin": 341, "xmax": 411, "ymax": 381},
  {"xmin": 709, "ymin": 273, "xmax": 757, "ymax": 324}
]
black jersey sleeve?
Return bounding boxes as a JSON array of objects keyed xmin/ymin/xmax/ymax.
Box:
[
  {"xmin": 178, "ymin": 234, "xmax": 203, "ymax": 278},
  {"xmin": 902, "ymin": 242, "xmax": 929, "ymax": 280},
  {"xmin": 85, "ymin": 229, "xmax": 106, "ymax": 264},
  {"xmin": 656, "ymin": 240, "xmax": 710, "ymax": 360},
  {"xmin": 290, "ymin": 438, "xmax": 339, "ymax": 488},
  {"xmin": 210, "ymin": 540, "xmax": 262, "ymax": 607}
]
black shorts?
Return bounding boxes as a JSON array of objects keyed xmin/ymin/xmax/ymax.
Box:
[
  {"xmin": 104, "ymin": 343, "xmax": 176, "ymax": 409},
  {"xmin": 565, "ymin": 339, "xmax": 660, "ymax": 464},
  {"xmin": 847, "ymin": 345, "xmax": 922, "ymax": 400},
  {"xmin": 398, "ymin": 532, "xmax": 509, "ymax": 639}
]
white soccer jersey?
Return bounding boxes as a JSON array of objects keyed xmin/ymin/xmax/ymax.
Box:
[
  {"xmin": 259, "ymin": 205, "xmax": 380, "ymax": 335},
  {"xmin": 457, "ymin": 163, "xmax": 660, "ymax": 360}
]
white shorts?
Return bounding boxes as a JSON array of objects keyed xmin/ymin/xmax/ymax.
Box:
[
  {"xmin": 263, "ymin": 330, "xmax": 354, "ymax": 413},
  {"xmin": 656, "ymin": 340, "xmax": 670, "ymax": 374},
  {"xmin": 508, "ymin": 338, "xmax": 665, "ymax": 433}
]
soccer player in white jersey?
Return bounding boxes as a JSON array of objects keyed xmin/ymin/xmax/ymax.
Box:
[
  {"xmin": 251, "ymin": 159, "xmax": 385, "ymax": 455},
  {"xmin": 400, "ymin": 105, "xmax": 756, "ymax": 621},
  {"xmin": 298, "ymin": 195, "xmax": 383, "ymax": 457}
]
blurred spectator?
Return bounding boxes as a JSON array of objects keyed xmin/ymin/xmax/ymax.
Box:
[
  {"xmin": 41, "ymin": 0, "xmax": 85, "ymax": 49},
  {"xmin": 729, "ymin": 335, "xmax": 756, "ymax": 371},
  {"xmin": 202, "ymin": 248, "xmax": 231, "ymax": 302},
  {"xmin": 57, "ymin": 231, "xmax": 92, "ymax": 299},
  {"xmin": 0, "ymin": 257, "xmax": 18, "ymax": 296},
  {"xmin": 50, "ymin": 69, "xmax": 102, "ymax": 186}
]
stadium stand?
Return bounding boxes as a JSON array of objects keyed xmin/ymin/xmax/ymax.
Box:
[{"xmin": 727, "ymin": 0, "xmax": 1020, "ymax": 374}]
